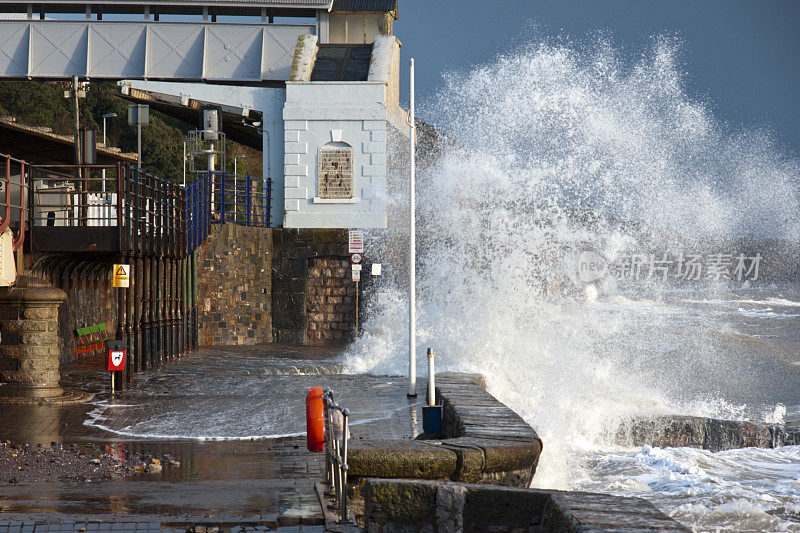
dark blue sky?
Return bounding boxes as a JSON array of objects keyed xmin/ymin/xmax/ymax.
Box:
[{"xmin": 394, "ymin": 0, "xmax": 800, "ymax": 155}]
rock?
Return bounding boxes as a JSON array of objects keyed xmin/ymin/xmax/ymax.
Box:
[
  {"xmin": 146, "ymin": 459, "xmax": 163, "ymax": 473},
  {"xmin": 169, "ymin": 460, "xmax": 181, "ymax": 468}
]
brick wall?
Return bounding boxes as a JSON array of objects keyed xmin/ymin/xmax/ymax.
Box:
[
  {"xmin": 271, "ymin": 228, "xmax": 358, "ymax": 344},
  {"xmin": 306, "ymin": 257, "xmax": 356, "ymax": 344},
  {"xmin": 195, "ymin": 224, "xmax": 272, "ymax": 345}
]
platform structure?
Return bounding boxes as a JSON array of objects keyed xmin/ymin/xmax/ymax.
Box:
[{"xmin": 0, "ymin": 0, "xmax": 403, "ymax": 229}]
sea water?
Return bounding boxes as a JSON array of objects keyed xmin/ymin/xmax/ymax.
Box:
[{"xmin": 343, "ymin": 37, "xmax": 800, "ymax": 532}]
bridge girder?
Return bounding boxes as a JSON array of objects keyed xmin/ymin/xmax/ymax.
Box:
[{"xmin": 0, "ymin": 20, "xmax": 313, "ymax": 82}]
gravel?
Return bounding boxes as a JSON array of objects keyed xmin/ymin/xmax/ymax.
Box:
[{"xmin": 0, "ymin": 440, "xmax": 178, "ymax": 483}]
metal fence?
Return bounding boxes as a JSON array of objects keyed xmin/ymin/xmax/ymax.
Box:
[
  {"xmin": 186, "ymin": 172, "xmax": 211, "ymax": 253},
  {"xmin": 322, "ymin": 388, "xmax": 351, "ymax": 525},
  {"xmin": 206, "ymin": 171, "xmax": 271, "ymax": 227},
  {"xmin": 28, "ymin": 163, "xmax": 187, "ymax": 256},
  {"xmin": 2, "ymin": 153, "xmax": 269, "ymax": 257}
]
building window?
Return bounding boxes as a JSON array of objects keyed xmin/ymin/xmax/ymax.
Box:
[{"xmin": 318, "ymin": 143, "xmax": 354, "ymax": 200}]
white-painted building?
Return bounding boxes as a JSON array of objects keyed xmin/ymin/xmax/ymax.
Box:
[{"xmin": 84, "ymin": 0, "xmax": 406, "ymax": 229}]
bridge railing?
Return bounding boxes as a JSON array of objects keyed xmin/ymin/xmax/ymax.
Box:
[
  {"xmin": 0, "ymin": 154, "xmax": 28, "ymax": 252},
  {"xmin": 29, "ymin": 163, "xmax": 186, "ymax": 256},
  {"xmin": 206, "ymin": 172, "xmax": 271, "ymax": 228},
  {"xmin": 29, "ymin": 164, "xmax": 122, "ymax": 228},
  {"xmin": 186, "ymin": 173, "xmax": 211, "ymax": 253}
]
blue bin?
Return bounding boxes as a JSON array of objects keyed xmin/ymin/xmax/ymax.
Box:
[{"xmin": 422, "ymin": 405, "xmax": 442, "ymax": 434}]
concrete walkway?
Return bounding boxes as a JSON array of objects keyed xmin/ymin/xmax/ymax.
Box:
[{"xmin": 0, "ymin": 346, "xmax": 422, "ymax": 531}]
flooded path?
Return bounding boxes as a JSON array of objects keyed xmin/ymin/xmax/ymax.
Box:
[{"xmin": 0, "ymin": 345, "xmax": 420, "ymax": 528}]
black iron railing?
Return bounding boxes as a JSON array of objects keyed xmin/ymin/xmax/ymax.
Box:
[{"xmin": 27, "ymin": 163, "xmax": 187, "ymax": 256}]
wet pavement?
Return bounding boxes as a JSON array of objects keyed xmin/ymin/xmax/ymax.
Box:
[{"xmin": 0, "ymin": 345, "xmax": 422, "ymax": 531}]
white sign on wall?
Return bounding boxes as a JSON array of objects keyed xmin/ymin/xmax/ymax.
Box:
[{"xmin": 349, "ymin": 230, "xmax": 364, "ymax": 254}]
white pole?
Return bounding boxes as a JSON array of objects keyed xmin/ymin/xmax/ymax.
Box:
[
  {"xmin": 408, "ymin": 57, "xmax": 417, "ymax": 397},
  {"xmin": 102, "ymin": 117, "xmax": 107, "ymax": 193},
  {"xmin": 182, "ymin": 140, "xmax": 186, "ymax": 187},
  {"xmin": 427, "ymin": 348, "xmax": 435, "ymax": 407}
]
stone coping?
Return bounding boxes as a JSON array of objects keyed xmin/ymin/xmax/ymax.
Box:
[
  {"xmin": 362, "ymin": 478, "xmax": 690, "ymax": 533},
  {"xmin": 348, "ymin": 372, "xmax": 543, "ymax": 487},
  {"xmin": 617, "ymin": 414, "xmax": 800, "ymax": 452}
]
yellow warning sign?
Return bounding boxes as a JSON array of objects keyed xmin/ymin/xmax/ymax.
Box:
[{"xmin": 113, "ymin": 264, "xmax": 130, "ymax": 288}]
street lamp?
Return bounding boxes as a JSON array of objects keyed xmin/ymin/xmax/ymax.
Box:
[{"xmin": 101, "ymin": 113, "xmax": 117, "ymax": 193}]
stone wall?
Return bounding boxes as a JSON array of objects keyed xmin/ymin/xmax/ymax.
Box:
[
  {"xmin": 26, "ymin": 254, "xmax": 118, "ymax": 363},
  {"xmin": 361, "ymin": 479, "xmax": 690, "ymax": 532},
  {"xmin": 195, "ymin": 224, "xmax": 272, "ymax": 346},
  {"xmin": 0, "ymin": 277, "xmax": 66, "ymax": 398},
  {"xmin": 306, "ymin": 257, "xmax": 356, "ymax": 344},
  {"xmin": 347, "ymin": 373, "xmax": 543, "ymax": 486},
  {"xmin": 271, "ymin": 228, "xmax": 355, "ymax": 344}
]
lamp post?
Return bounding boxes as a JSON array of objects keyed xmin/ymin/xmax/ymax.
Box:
[
  {"xmin": 101, "ymin": 113, "xmax": 117, "ymax": 193},
  {"xmin": 128, "ymin": 104, "xmax": 149, "ymax": 171}
]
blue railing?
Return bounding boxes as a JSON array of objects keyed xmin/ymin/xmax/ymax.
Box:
[
  {"xmin": 185, "ymin": 173, "xmax": 211, "ymax": 253},
  {"xmin": 185, "ymin": 172, "xmax": 271, "ymax": 253},
  {"xmin": 208, "ymin": 172, "xmax": 271, "ymax": 227}
]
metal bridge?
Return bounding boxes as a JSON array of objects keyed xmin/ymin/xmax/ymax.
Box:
[
  {"xmin": 0, "ymin": 20, "xmax": 313, "ymax": 81},
  {"xmin": 0, "ymin": 0, "xmax": 336, "ymax": 81}
]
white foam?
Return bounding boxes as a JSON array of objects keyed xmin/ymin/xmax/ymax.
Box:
[{"xmin": 343, "ymin": 35, "xmax": 800, "ymax": 531}]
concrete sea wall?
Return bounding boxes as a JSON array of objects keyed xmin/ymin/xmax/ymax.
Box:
[
  {"xmin": 362, "ymin": 479, "xmax": 689, "ymax": 532},
  {"xmin": 348, "ymin": 373, "xmax": 543, "ymax": 486},
  {"xmin": 343, "ymin": 372, "xmax": 688, "ymax": 532}
]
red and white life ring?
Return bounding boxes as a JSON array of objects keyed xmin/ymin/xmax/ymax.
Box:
[{"xmin": 306, "ymin": 386, "xmax": 325, "ymax": 452}]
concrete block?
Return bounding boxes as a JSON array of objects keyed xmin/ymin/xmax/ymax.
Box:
[
  {"xmin": 371, "ymin": 129, "xmax": 387, "ymax": 143},
  {"xmin": 363, "ymin": 479, "xmax": 438, "ymax": 526},
  {"xmin": 284, "ymin": 130, "xmax": 301, "ymax": 143},
  {"xmin": 363, "ymin": 120, "xmax": 384, "ymax": 131},
  {"xmin": 371, "ymin": 153, "xmax": 386, "ymax": 166},
  {"xmin": 349, "ymin": 440, "xmax": 457, "ymax": 479},
  {"xmin": 285, "ymin": 142, "xmax": 308, "ymax": 154},
  {"xmin": 284, "ymin": 165, "xmax": 308, "ymax": 177},
  {"xmin": 362, "ymin": 141, "xmax": 384, "ymax": 154},
  {"xmin": 362, "ymin": 164, "xmax": 387, "ymax": 177},
  {"xmin": 285, "ymin": 176, "xmax": 301, "ymax": 188},
  {"xmin": 285, "ymin": 120, "xmax": 308, "ymax": 131},
  {"xmin": 284, "ymin": 153, "xmax": 301, "ymax": 166},
  {"xmin": 435, "ymin": 485, "xmax": 467, "ymax": 533},
  {"xmin": 284, "ymin": 188, "xmax": 308, "ymax": 200},
  {"xmin": 284, "ymin": 199, "xmax": 300, "ymax": 212}
]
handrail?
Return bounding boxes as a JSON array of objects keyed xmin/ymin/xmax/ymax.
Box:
[
  {"xmin": 323, "ymin": 388, "xmax": 351, "ymax": 525},
  {"xmin": 203, "ymin": 171, "xmax": 271, "ymax": 228}
]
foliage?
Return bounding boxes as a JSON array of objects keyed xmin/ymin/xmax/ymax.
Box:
[{"xmin": 0, "ymin": 80, "xmax": 254, "ymax": 182}]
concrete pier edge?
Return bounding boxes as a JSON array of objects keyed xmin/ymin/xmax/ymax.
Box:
[{"xmin": 346, "ymin": 372, "xmax": 690, "ymax": 532}]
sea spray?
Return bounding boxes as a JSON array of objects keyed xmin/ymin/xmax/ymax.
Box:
[{"xmin": 342, "ymin": 35, "xmax": 800, "ymax": 515}]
